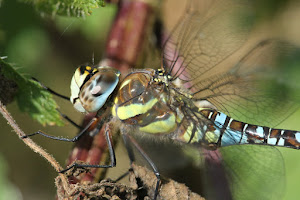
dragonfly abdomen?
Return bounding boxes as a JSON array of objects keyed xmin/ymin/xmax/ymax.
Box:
[{"xmin": 201, "ymin": 109, "xmax": 300, "ymax": 149}]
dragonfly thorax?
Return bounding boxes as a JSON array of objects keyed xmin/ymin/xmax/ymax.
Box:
[
  {"xmin": 111, "ymin": 68, "xmax": 183, "ymax": 135},
  {"xmin": 153, "ymin": 68, "xmax": 173, "ymax": 86},
  {"xmin": 111, "ymin": 68, "xmax": 208, "ymax": 139},
  {"xmin": 70, "ymin": 65, "xmax": 120, "ymax": 113}
]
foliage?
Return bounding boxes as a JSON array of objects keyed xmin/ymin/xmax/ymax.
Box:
[
  {"xmin": 0, "ymin": 57, "xmax": 64, "ymax": 126},
  {"xmin": 20, "ymin": 0, "xmax": 106, "ymax": 17}
]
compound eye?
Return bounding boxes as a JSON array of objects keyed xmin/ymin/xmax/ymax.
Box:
[
  {"xmin": 70, "ymin": 65, "xmax": 103, "ymax": 112},
  {"xmin": 78, "ymin": 66, "xmax": 120, "ymax": 113},
  {"xmin": 74, "ymin": 66, "xmax": 97, "ymax": 89}
]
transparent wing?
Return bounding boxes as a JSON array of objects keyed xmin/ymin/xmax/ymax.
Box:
[
  {"xmin": 192, "ymin": 40, "xmax": 299, "ymax": 126},
  {"xmin": 163, "ymin": 0, "xmax": 252, "ymax": 83},
  {"xmin": 163, "ymin": 0, "xmax": 300, "ymax": 127},
  {"xmin": 189, "ymin": 131, "xmax": 285, "ymax": 200},
  {"xmin": 220, "ymin": 145, "xmax": 285, "ymax": 200}
]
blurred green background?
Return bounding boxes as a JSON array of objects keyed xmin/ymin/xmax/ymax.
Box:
[
  {"xmin": 0, "ymin": 0, "xmax": 300, "ymax": 200},
  {"xmin": 0, "ymin": 0, "xmax": 118, "ymax": 199}
]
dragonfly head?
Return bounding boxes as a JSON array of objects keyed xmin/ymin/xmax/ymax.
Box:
[{"xmin": 70, "ymin": 65, "xmax": 120, "ymax": 113}]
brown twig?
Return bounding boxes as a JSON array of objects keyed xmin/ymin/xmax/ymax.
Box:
[
  {"xmin": 0, "ymin": 100, "xmax": 72, "ymax": 196},
  {"xmin": 56, "ymin": 176, "xmax": 136, "ymax": 200},
  {"xmin": 131, "ymin": 163, "xmax": 205, "ymax": 200}
]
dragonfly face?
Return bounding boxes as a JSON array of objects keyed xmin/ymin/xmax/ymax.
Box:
[{"xmin": 70, "ymin": 65, "xmax": 120, "ymax": 113}]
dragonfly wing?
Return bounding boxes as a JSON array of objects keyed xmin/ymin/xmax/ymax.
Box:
[
  {"xmin": 220, "ymin": 145, "xmax": 285, "ymax": 200},
  {"xmin": 161, "ymin": 0, "xmax": 295, "ymax": 199},
  {"xmin": 192, "ymin": 40, "xmax": 299, "ymax": 127},
  {"xmin": 163, "ymin": 0, "xmax": 300, "ymax": 127},
  {"xmin": 163, "ymin": 0, "xmax": 253, "ymax": 84}
]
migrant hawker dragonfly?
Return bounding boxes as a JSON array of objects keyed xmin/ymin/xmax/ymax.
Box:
[{"xmin": 25, "ymin": 0, "xmax": 300, "ymax": 199}]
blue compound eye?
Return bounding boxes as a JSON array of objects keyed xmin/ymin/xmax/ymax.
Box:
[{"xmin": 70, "ymin": 66, "xmax": 120, "ymax": 113}]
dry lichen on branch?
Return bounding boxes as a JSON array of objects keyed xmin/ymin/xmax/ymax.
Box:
[{"xmin": 55, "ymin": 161, "xmax": 204, "ymax": 200}]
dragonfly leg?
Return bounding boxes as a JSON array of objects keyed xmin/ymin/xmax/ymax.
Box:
[
  {"xmin": 21, "ymin": 117, "xmax": 97, "ymax": 142},
  {"xmin": 122, "ymin": 131, "xmax": 160, "ymax": 200},
  {"xmin": 121, "ymin": 132, "xmax": 135, "ymax": 164},
  {"xmin": 31, "ymin": 77, "xmax": 70, "ymax": 101},
  {"xmin": 114, "ymin": 170, "xmax": 130, "ymax": 182},
  {"xmin": 31, "ymin": 77, "xmax": 82, "ymax": 129},
  {"xmin": 59, "ymin": 123, "xmax": 116, "ymax": 173},
  {"xmin": 55, "ymin": 108, "xmax": 82, "ymax": 129}
]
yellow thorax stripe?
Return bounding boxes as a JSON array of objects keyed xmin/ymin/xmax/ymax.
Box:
[
  {"xmin": 116, "ymin": 98, "xmax": 158, "ymax": 120},
  {"xmin": 139, "ymin": 114, "xmax": 176, "ymax": 134},
  {"xmin": 119, "ymin": 79, "xmax": 131, "ymax": 90}
]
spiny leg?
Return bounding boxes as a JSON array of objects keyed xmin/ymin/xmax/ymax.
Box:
[
  {"xmin": 56, "ymin": 109, "xmax": 82, "ymax": 129},
  {"xmin": 122, "ymin": 131, "xmax": 160, "ymax": 200},
  {"xmin": 122, "ymin": 131, "xmax": 136, "ymax": 164},
  {"xmin": 108, "ymin": 132, "xmax": 137, "ymax": 183},
  {"xmin": 60, "ymin": 123, "xmax": 116, "ymax": 173},
  {"xmin": 31, "ymin": 77, "xmax": 69, "ymax": 101},
  {"xmin": 21, "ymin": 117, "xmax": 98, "ymax": 142},
  {"xmin": 112, "ymin": 133, "xmax": 137, "ymax": 182},
  {"xmin": 114, "ymin": 170, "xmax": 130, "ymax": 182},
  {"xmin": 32, "ymin": 77, "xmax": 82, "ymax": 129}
]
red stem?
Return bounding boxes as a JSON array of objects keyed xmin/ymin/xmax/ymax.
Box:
[{"xmin": 65, "ymin": 0, "xmax": 154, "ymax": 185}]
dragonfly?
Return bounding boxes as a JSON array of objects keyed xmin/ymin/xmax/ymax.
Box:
[{"xmin": 23, "ymin": 0, "xmax": 300, "ymax": 199}]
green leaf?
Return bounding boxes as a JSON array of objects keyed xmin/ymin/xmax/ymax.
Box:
[
  {"xmin": 0, "ymin": 57, "xmax": 64, "ymax": 126},
  {"xmin": 19, "ymin": 0, "xmax": 106, "ymax": 17}
]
